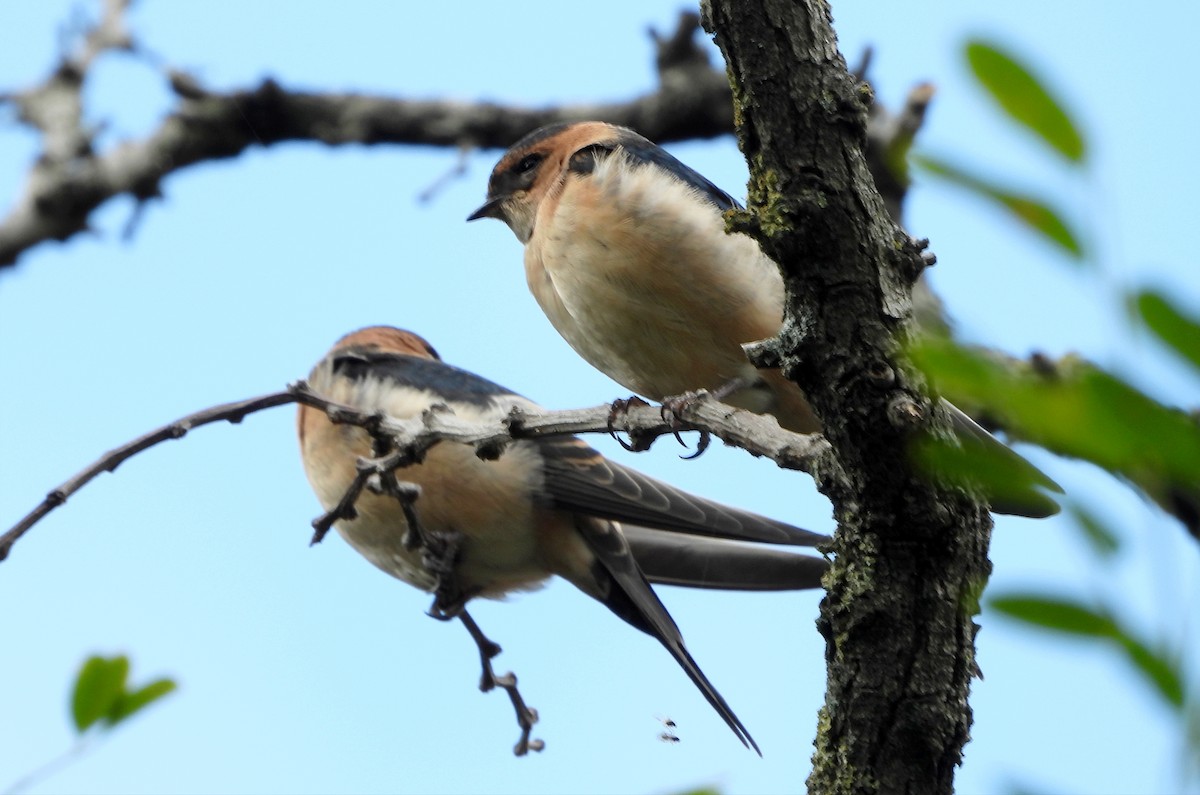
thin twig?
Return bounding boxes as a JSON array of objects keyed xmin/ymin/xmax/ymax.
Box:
[
  {"xmin": 2, "ymin": 737, "xmax": 95, "ymax": 795},
  {"xmin": 459, "ymin": 610, "xmax": 544, "ymax": 756},
  {"xmin": 315, "ymin": 462, "xmax": 540, "ymax": 756},
  {"xmin": 0, "ymin": 389, "xmax": 300, "ymax": 561},
  {"xmin": 308, "ymin": 466, "xmax": 373, "ymax": 546},
  {"xmin": 416, "ymin": 145, "xmax": 472, "ymax": 204}
]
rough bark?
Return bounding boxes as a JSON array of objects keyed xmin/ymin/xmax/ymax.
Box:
[{"xmin": 704, "ymin": 2, "xmax": 992, "ymax": 793}]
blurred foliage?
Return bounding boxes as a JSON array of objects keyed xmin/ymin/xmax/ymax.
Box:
[
  {"xmin": 913, "ymin": 155, "xmax": 1083, "ymax": 259},
  {"xmin": 911, "ymin": 339, "xmax": 1200, "ymax": 521},
  {"xmin": 1068, "ymin": 503, "xmax": 1120, "ymax": 560},
  {"xmin": 991, "ymin": 594, "xmax": 1184, "ymax": 708},
  {"xmin": 914, "ymin": 37, "xmax": 1199, "ymax": 793},
  {"xmin": 1136, "ymin": 289, "xmax": 1200, "ymax": 372},
  {"xmin": 4, "ymin": 654, "xmax": 175, "ymax": 794},
  {"xmin": 918, "ymin": 39, "xmax": 1089, "ymax": 260},
  {"xmin": 71, "ymin": 654, "xmax": 176, "ymax": 733},
  {"xmin": 964, "ymin": 39, "xmax": 1086, "ymax": 163}
]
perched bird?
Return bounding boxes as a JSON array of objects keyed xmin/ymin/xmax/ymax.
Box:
[
  {"xmin": 468, "ymin": 121, "xmax": 1062, "ymax": 517},
  {"xmin": 297, "ymin": 326, "xmax": 829, "ymax": 753}
]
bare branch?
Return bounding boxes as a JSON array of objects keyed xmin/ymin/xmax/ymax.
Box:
[
  {"xmin": 0, "ymin": 11, "xmax": 732, "ymax": 269},
  {"xmin": 863, "ymin": 74, "xmax": 937, "ymax": 223},
  {"xmin": 310, "ymin": 461, "xmax": 544, "ymax": 755},
  {"xmin": 307, "ymin": 444, "xmax": 544, "ymax": 756},
  {"xmin": 288, "ymin": 382, "xmax": 830, "ymax": 474},
  {"xmin": 1, "ymin": 381, "xmax": 828, "ymax": 562},
  {"xmin": 459, "ymin": 610, "xmax": 544, "ymax": 756},
  {"xmin": 308, "ymin": 465, "xmax": 374, "ymax": 547},
  {"xmin": 2, "ymin": 370, "xmax": 823, "ymax": 759},
  {"xmin": 2, "ymin": 8, "xmax": 936, "ymax": 275},
  {"xmin": 0, "ymin": 368, "xmax": 823, "ymax": 753},
  {"xmin": 0, "ymin": 389, "xmax": 300, "ymax": 562}
]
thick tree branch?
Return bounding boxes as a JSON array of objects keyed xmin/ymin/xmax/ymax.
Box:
[
  {"xmin": 0, "ymin": 10, "xmax": 731, "ymax": 269},
  {"xmin": 704, "ymin": 2, "xmax": 989, "ymax": 793},
  {"xmin": 0, "ymin": 6, "xmax": 935, "ymax": 274}
]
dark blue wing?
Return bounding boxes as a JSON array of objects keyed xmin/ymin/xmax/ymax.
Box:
[
  {"xmin": 614, "ymin": 133, "xmax": 744, "ymax": 212},
  {"xmin": 537, "ymin": 436, "xmax": 828, "ymax": 546},
  {"xmin": 567, "ymin": 128, "xmax": 743, "ymax": 213},
  {"xmin": 331, "ymin": 348, "xmax": 521, "ymax": 409}
]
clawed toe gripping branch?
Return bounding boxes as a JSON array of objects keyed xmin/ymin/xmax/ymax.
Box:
[{"xmin": 607, "ymin": 394, "xmax": 713, "ymax": 460}]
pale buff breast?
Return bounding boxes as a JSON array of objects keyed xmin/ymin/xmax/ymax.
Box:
[
  {"xmin": 300, "ymin": 368, "xmax": 557, "ymax": 598},
  {"xmin": 526, "ymin": 154, "xmax": 786, "ymax": 401}
]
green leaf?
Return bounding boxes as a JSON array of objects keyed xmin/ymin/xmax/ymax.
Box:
[
  {"xmin": 991, "ymin": 593, "xmax": 1187, "ymax": 713},
  {"xmin": 1135, "ymin": 289, "xmax": 1200, "ymax": 372},
  {"xmin": 1068, "ymin": 503, "xmax": 1121, "ymax": 560},
  {"xmin": 1118, "ymin": 636, "xmax": 1185, "ymax": 709},
  {"xmin": 107, "ymin": 677, "xmax": 177, "ymax": 726},
  {"xmin": 71, "ymin": 655, "xmax": 129, "ymax": 733},
  {"xmin": 910, "ymin": 338, "xmax": 1200, "ymax": 509},
  {"xmin": 916, "ymin": 155, "xmax": 1084, "ymax": 259},
  {"xmin": 990, "ymin": 594, "xmax": 1117, "ymax": 637},
  {"xmin": 965, "ymin": 39, "xmax": 1086, "ymax": 163},
  {"xmin": 912, "ymin": 432, "xmax": 1061, "ymax": 518}
]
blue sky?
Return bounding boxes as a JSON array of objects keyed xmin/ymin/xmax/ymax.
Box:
[{"xmin": 1, "ymin": 2, "xmax": 1197, "ymax": 794}]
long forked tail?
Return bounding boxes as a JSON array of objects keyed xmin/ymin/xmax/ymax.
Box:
[{"xmin": 573, "ymin": 516, "xmax": 761, "ymax": 754}]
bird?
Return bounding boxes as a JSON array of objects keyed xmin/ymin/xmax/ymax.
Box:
[
  {"xmin": 468, "ymin": 121, "xmax": 1062, "ymax": 517},
  {"xmin": 297, "ymin": 325, "xmax": 830, "ymax": 753}
]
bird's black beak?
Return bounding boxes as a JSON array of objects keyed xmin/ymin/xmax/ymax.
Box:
[{"xmin": 467, "ymin": 197, "xmax": 506, "ymax": 222}]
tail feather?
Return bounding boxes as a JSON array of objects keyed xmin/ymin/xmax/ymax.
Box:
[
  {"xmin": 571, "ymin": 516, "xmax": 761, "ymax": 754},
  {"xmin": 624, "ymin": 526, "xmax": 827, "ymax": 591},
  {"xmin": 944, "ymin": 402, "xmax": 1063, "ymax": 518}
]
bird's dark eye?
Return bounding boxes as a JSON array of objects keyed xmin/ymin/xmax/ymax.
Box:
[{"xmin": 514, "ymin": 153, "xmax": 543, "ymax": 174}]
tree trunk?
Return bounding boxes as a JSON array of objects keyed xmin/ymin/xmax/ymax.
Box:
[{"xmin": 703, "ymin": 2, "xmax": 993, "ymax": 793}]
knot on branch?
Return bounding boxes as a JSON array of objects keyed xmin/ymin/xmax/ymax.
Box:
[
  {"xmin": 742, "ymin": 337, "xmax": 784, "ymax": 369},
  {"xmin": 168, "ymin": 70, "xmax": 209, "ymax": 101},
  {"xmin": 1029, "ymin": 351, "xmax": 1060, "ymax": 379},
  {"xmin": 891, "ymin": 229, "xmax": 936, "ymax": 285},
  {"xmin": 866, "ymin": 360, "xmax": 897, "ymax": 387},
  {"xmin": 769, "ymin": 313, "xmax": 824, "ymax": 383},
  {"xmin": 887, "ymin": 394, "xmax": 927, "ymax": 429}
]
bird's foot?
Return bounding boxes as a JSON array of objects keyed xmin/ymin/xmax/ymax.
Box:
[
  {"xmin": 606, "ymin": 395, "xmax": 656, "ymax": 452},
  {"xmin": 658, "ymin": 391, "xmax": 714, "ymax": 460}
]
